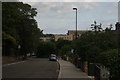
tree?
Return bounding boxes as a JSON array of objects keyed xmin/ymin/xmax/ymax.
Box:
[
  {"xmin": 56, "ymin": 39, "xmax": 71, "ymax": 50},
  {"xmin": 99, "ymin": 49, "xmax": 120, "ymax": 79},
  {"xmin": 87, "ymin": 46, "xmax": 102, "ymax": 63},
  {"xmin": 72, "ymin": 32, "xmax": 96, "ymax": 61},
  {"xmin": 105, "ymin": 24, "xmax": 113, "ymax": 32},
  {"xmin": 70, "ymin": 21, "xmax": 119, "ymax": 78},
  {"xmin": 36, "ymin": 41, "xmax": 56, "ymax": 58},
  {"xmin": 72, "ymin": 28, "xmax": 118, "ymax": 62},
  {"xmin": 56, "ymin": 39, "xmax": 71, "ymax": 56},
  {"xmin": 91, "ymin": 21, "xmax": 103, "ymax": 32},
  {"xmin": 60, "ymin": 45, "xmax": 72, "ymax": 56},
  {"xmin": 2, "ymin": 2, "xmax": 43, "ymax": 58}
]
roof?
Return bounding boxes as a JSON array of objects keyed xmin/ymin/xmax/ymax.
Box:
[{"xmin": 68, "ymin": 30, "xmax": 92, "ymax": 32}]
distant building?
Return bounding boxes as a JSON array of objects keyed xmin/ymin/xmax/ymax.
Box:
[
  {"xmin": 68, "ymin": 30, "xmax": 91, "ymax": 39},
  {"xmin": 40, "ymin": 37, "xmax": 54, "ymax": 41},
  {"xmin": 54, "ymin": 34, "xmax": 73, "ymax": 41},
  {"xmin": 54, "ymin": 30, "xmax": 91, "ymax": 41}
]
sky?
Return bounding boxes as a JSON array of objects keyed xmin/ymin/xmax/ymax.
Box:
[{"xmin": 2, "ymin": 0, "xmax": 119, "ymax": 34}]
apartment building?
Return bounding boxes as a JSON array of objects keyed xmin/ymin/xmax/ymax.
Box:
[
  {"xmin": 54, "ymin": 34, "xmax": 73, "ymax": 41},
  {"xmin": 54, "ymin": 30, "xmax": 91, "ymax": 41}
]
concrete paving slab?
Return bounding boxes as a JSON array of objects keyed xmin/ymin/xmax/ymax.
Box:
[{"xmin": 58, "ymin": 59, "xmax": 90, "ymax": 79}]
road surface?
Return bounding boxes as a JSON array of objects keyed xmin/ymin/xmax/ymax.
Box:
[{"xmin": 2, "ymin": 58, "xmax": 59, "ymax": 80}]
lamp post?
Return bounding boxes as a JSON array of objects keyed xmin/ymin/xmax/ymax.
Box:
[
  {"xmin": 73, "ymin": 8, "xmax": 77, "ymax": 39},
  {"xmin": 73, "ymin": 8, "xmax": 78, "ymax": 67}
]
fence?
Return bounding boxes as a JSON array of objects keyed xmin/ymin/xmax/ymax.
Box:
[
  {"xmin": 72, "ymin": 59, "xmax": 110, "ymax": 80},
  {"xmin": 88, "ymin": 63, "xmax": 110, "ymax": 80}
]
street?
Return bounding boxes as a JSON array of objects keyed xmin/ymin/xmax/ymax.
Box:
[{"xmin": 2, "ymin": 58, "xmax": 59, "ymax": 79}]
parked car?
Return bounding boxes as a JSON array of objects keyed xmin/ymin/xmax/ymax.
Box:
[{"xmin": 49, "ymin": 54, "xmax": 57, "ymax": 61}]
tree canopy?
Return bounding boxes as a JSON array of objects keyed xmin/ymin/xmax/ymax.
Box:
[{"xmin": 2, "ymin": 2, "xmax": 43, "ymax": 57}]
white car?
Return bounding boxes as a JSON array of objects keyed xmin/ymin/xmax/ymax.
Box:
[{"xmin": 49, "ymin": 54, "xmax": 57, "ymax": 61}]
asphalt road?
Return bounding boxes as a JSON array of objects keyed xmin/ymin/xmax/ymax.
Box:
[{"xmin": 2, "ymin": 58, "xmax": 59, "ymax": 80}]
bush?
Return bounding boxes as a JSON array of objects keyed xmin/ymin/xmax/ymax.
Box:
[
  {"xmin": 87, "ymin": 46, "xmax": 102, "ymax": 63},
  {"xmin": 99, "ymin": 49, "xmax": 120, "ymax": 78},
  {"xmin": 2, "ymin": 32, "xmax": 17, "ymax": 56}
]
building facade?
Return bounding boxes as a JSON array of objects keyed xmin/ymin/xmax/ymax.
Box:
[
  {"xmin": 68, "ymin": 30, "xmax": 91, "ymax": 39},
  {"xmin": 40, "ymin": 37, "xmax": 54, "ymax": 41},
  {"xmin": 54, "ymin": 30, "xmax": 91, "ymax": 41},
  {"xmin": 54, "ymin": 34, "xmax": 73, "ymax": 41}
]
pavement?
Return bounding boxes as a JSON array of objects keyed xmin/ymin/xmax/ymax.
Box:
[{"xmin": 58, "ymin": 59, "xmax": 93, "ymax": 80}]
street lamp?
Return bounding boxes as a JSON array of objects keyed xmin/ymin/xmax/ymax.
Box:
[{"xmin": 73, "ymin": 8, "xmax": 77, "ymax": 39}]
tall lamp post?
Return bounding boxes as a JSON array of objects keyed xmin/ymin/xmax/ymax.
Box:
[
  {"xmin": 73, "ymin": 8, "xmax": 78, "ymax": 67},
  {"xmin": 73, "ymin": 8, "xmax": 78, "ymax": 39}
]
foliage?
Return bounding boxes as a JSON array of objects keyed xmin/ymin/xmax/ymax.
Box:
[
  {"xmin": 56, "ymin": 39, "xmax": 71, "ymax": 49},
  {"xmin": 60, "ymin": 45, "xmax": 72, "ymax": 56},
  {"xmin": 44, "ymin": 34, "xmax": 54, "ymax": 38},
  {"xmin": 71, "ymin": 24, "xmax": 119, "ymax": 78},
  {"xmin": 91, "ymin": 21, "xmax": 103, "ymax": 32},
  {"xmin": 99, "ymin": 49, "xmax": 120, "ymax": 78},
  {"xmin": 2, "ymin": 2, "xmax": 43, "ymax": 58},
  {"xmin": 87, "ymin": 46, "xmax": 102, "ymax": 63},
  {"xmin": 2, "ymin": 32, "xmax": 17, "ymax": 56},
  {"xmin": 36, "ymin": 41, "xmax": 56, "ymax": 58},
  {"xmin": 72, "ymin": 30, "xmax": 118, "ymax": 62},
  {"xmin": 55, "ymin": 39, "xmax": 71, "ymax": 56},
  {"xmin": 43, "ymin": 34, "xmax": 55, "ymax": 42}
]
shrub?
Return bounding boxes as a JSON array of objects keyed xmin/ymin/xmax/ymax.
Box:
[{"xmin": 99, "ymin": 49, "xmax": 120, "ymax": 79}]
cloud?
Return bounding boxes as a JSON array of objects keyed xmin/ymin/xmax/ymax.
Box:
[
  {"xmin": 104, "ymin": 2, "xmax": 118, "ymax": 14},
  {"xmin": 18, "ymin": 1, "xmax": 118, "ymax": 34},
  {"xmin": 32, "ymin": 2, "xmax": 99, "ymax": 19},
  {"xmin": 0, "ymin": 0, "xmax": 19, "ymax": 2},
  {"xmin": 19, "ymin": 0, "xmax": 119, "ymax": 3}
]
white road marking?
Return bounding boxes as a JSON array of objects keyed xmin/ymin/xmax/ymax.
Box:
[
  {"xmin": 2, "ymin": 61, "xmax": 26, "ymax": 67},
  {"xmin": 57, "ymin": 60, "xmax": 61, "ymax": 80}
]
